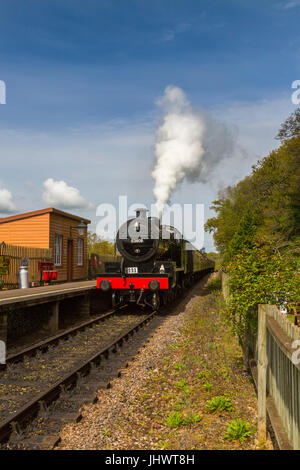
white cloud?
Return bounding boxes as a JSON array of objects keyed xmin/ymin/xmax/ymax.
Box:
[
  {"xmin": 209, "ymin": 95, "xmax": 296, "ymax": 187},
  {"xmin": 159, "ymin": 22, "xmax": 191, "ymax": 42},
  {"xmin": 42, "ymin": 178, "xmax": 94, "ymax": 210},
  {"xmin": 0, "ymin": 188, "xmax": 16, "ymax": 214},
  {"xmin": 279, "ymin": 0, "xmax": 300, "ymax": 9}
]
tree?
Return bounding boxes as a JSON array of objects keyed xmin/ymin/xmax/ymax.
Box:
[
  {"xmin": 205, "ymin": 136, "xmax": 300, "ymax": 260},
  {"xmin": 226, "ymin": 211, "xmax": 258, "ymax": 262},
  {"xmin": 276, "ymin": 107, "xmax": 300, "ymax": 142},
  {"xmin": 204, "ymin": 187, "xmax": 241, "ymax": 254},
  {"xmin": 87, "ymin": 232, "xmax": 115, "ymax": 256},
  {"xmin": 204, "ymin": 110, "xmax": 300, "ymax": 344}
]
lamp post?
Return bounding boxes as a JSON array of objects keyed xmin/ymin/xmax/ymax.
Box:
[{"xmin": 70, "ymin": 220, "xmax": 87, "ymax": 237}]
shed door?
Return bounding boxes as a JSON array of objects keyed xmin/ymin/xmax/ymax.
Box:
[{"xmin": 67, "ymin": 239, "xmax": 73, "ymax": 281}]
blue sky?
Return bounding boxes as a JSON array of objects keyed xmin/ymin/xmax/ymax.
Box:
[{"xmin": 0, "ymin": 0, "xmax": 299, "ymax": 250}]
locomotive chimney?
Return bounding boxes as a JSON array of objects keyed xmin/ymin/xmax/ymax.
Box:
[{"xmin": 135, "ymin": 208, "xmax": 147, "ymax": 219}]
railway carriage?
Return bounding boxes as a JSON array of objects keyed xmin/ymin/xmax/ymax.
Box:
[{"xmin": 97, "ymin": 208, "xmax": 214, "ymax": 309}]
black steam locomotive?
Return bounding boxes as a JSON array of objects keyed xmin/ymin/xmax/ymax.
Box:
[{"xmin": 97, "ymin": 208, "xmax": 214, "ymax": 309}]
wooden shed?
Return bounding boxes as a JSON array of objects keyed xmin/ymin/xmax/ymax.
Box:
[{"xmin": 0, "ymin": 208, "xmax": 90, "ymax": 282}]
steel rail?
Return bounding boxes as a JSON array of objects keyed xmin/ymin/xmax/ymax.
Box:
[{"xmin": 0, "ymin": 310, "xmax": 155, "ymax": 443}]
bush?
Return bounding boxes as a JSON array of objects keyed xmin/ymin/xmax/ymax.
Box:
[{"xmin": 224, "ymin": 246, "xmax": 299, "ymax": 339}]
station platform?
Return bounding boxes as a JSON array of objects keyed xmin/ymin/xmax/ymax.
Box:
[{"xmin": 0, "ymin": 280, "xmax": 97, "ymax": 312}]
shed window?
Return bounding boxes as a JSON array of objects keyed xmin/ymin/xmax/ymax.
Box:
[
  {"xmin": 77, "ymin": 238, "xmax": 83, "ymax": 266},
  {"xmin": 54, "ymin": 234, "xmax": 62, "ymax": 266}
]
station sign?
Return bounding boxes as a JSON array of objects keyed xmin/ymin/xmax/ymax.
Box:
[{"xmin": 0, "ymin": 256, "xmax": 10, "ymax": 275}]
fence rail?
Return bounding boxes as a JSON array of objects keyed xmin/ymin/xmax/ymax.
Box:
[{"xmin": 0, "ymin": 243, "xmax": 52, "ymax": 289}]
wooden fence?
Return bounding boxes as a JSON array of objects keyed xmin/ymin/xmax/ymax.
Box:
[
  {"xmin": 257, "ymin": 304, "xmax": 300, "ymax": 450},
  {"xmin": 0, "ymin": 243, "xmax": 52, "ymax": 289},
  {"xmin": 221, "ymin": 273, "xmax": 300, "ymax": 449}
]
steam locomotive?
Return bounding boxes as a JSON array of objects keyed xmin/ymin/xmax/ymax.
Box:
[{"xmin": 97, "ymin": 208, "xmax": 214, "ymax": 309}]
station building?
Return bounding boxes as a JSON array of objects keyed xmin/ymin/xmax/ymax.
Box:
[{"xmin": 0, "ymin": 208, "xmax": 90, "ymax": 282}]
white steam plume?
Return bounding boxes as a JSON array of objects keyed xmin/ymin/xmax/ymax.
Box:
[{"xmin": 152, "ymin": 85, "xmax": 233, "ymax": 215}]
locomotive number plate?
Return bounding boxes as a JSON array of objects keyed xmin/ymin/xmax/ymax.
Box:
[{"xmin": 125, "ymin": 267, "xmax": 138, "ymax": 274}]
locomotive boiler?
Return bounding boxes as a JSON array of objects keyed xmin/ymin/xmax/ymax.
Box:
[{"xmin": 97, "ymin": 208, "xmax": 214, "ymax": 309}]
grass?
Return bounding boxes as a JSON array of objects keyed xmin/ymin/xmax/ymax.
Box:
[
  {"xmin": 157, "ymin": 440, "xmax": 171, "ymax": 450},
  {"xmin": 224, "ymin": 419, "xmax": 252, "ymax": 443},
  {"xmin": 183, "ymin": 412, "xmax": 202, "ymax": 425},
  {"xmin": 207, "ymin": 395, "xmax": 234, "ymax": 413},
  {"xmin": 203, "ymin": 381, "xmax": 213, "ymax": 391},
  {"xmin": 174, "ymin": 362, "xmax": 184, "ymax": 371},
  {"xmin": 103, "ymin": 278, "xmax": 260, "ymax": 450},
  {"xmin": 176, "ymin": 379, "xmax": 190, "ymax": 393},
  {"xmin": 172, "ymin": 399, "xmax": 185, "ymax": 411},
  {"xmin": 166, "ymin": 412, "xmax": 184, "ymax": 428},
  {"xmin": 207, "ymin": 277, "xmax": 222, "ymax": 291},
  {"xmin": 197, "ymin": 371, "xmax": 208, "ymax": 380},
  {"xmin": 166, "ymin": 411, "xmax": 202, "ymax": 428}
]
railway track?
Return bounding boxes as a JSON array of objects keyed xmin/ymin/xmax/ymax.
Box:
[
  {"xmin": 5, "ymin": 308, "xmax": 120, "ymax": 365},
  {"xmin": 0, "ymin": 309, "xmax": 156, "ymax": 448},
  {"xmin": 0, "ymin": 275, "xmax": 210, "ymax": 449}
]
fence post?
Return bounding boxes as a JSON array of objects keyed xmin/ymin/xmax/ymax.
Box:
[{"xmin": 258, "ymin": 304, "xmax": 267, "ymax": 442}]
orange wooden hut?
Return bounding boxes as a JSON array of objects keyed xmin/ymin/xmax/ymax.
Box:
[{"xmin": 0, "ymin": 208, "xmax": 90, "ymax": 282}]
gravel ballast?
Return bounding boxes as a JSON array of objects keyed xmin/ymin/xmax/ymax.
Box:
[{"xmin": 57, "ymin": 275, "xmax": 271, "ymax": 450}]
